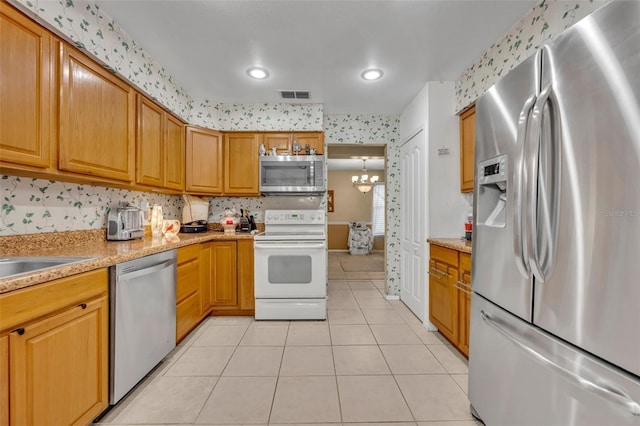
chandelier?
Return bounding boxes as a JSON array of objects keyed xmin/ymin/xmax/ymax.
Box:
[{"xmin": 352, "ymin": 159, "xmax": 379, "ymax": 193}]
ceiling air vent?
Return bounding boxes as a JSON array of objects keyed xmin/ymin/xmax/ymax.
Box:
[{"xmin": 279, "ymin": 90, "xmax": 310, "ymax": 100}]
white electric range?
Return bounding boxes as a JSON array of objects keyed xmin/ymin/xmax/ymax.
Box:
[{"xmin": 253, "ymin": 209, "xmax": 327, "ymax": 320}]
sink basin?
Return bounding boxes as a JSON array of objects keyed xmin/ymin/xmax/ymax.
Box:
[{"xmin": 0, "ymin": 257, "xmax": 94, "ymax": 279}]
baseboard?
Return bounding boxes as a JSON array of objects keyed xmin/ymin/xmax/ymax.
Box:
[{"xmin": 384, "ymin": 294, "xmax": 400, "ymax": 301}]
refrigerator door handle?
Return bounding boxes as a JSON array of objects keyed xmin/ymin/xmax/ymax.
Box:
[
  {"xmin": 480, "ymin": 310, "xmax": 640, "ymax": 416},
  {"xmin": 512, "ymin": 94, "xmax": 537, "ymax": 279},
  {"xmin": 525, "ymin": 79, "xmax": 560, "ymax": 283}
]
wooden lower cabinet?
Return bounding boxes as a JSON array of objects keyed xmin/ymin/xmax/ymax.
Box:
[
  {"xmin": 428, "ymin": 248, "xmax": 459, "ymax": 344},
  {"xmin": 176, "ymin": 240, "xmax": 255, "ymax": 341},
  {"xmin": 1, "ymin": 335, "xmax": 8, "ymax": 426},
  {"xmin": 457, "ymin": 253, "xmax": 472, "ymax": 357},
  {"xmin": 0, "ymin": 269, "xmax": 109, "ymax": 426},
  {"xmin": 429, "ymin": 245, "xmax": 472, "ymax": 357},
  {"xmin": 209, "ymin": 241, "xmax": 238, "ymax": 306}
]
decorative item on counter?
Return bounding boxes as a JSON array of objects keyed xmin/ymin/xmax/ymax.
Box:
[
  {"xmin": 162, "ymin": 220, "xmax": 180, "ymax": 237},
  {"xmin": 271, "ymin": 146, "xmax": 278, "ymax": 156},
  {"xmin": 248, "ymin": 215, "xmax": 257, "ymax": 231},
  {"xmin": 259, "ymin": 143, "xmax": 266, "ymax": 156},
  {"xmin": 220, "ymin": 208, "xmax": 239, "ymax": 234},
  {"xmin": 309, "ymin": 148, "xmax": 318, "ymax": 155},
  {"xmin": 150, "ymin": 205, "xmax": 164, "ymax": 238},
  {"xmin": 305, "ymin": 144, "xmax": 311, "ymax": 155}
]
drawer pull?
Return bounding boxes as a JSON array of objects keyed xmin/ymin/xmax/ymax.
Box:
[
  {"xmin": 454, "ymin": 281, "xmax": 473, "ymax": 295},
  {"xmin": 13, "ymin": 328, "xmax": 25, "ymax": 335},
  {"xmin": 428, "ymin": 267, "xmax": 447, "ymax": 279}
]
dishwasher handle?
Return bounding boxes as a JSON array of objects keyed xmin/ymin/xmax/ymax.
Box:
[{"xmin": 118, "ymin": 259, "xmax": 175, "ymax": 281}]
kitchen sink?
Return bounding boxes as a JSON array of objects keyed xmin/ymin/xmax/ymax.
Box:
[{"xmin": 0, "ymin": 257, "xmax": 94, "ymax": 279}]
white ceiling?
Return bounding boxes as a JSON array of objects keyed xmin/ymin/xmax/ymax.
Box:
[{"xmin": 94, "ymin": 0, "xmax": 536, "ymax": 115}]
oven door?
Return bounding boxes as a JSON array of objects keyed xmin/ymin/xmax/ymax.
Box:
[{"xmin": 254, "ymin": 239, "xmax": 327, "ymax": 298}]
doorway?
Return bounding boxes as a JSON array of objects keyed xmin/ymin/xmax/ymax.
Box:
[{"xmin": 326, "ymin": 144, "xmax": 386, "ymax": 282}]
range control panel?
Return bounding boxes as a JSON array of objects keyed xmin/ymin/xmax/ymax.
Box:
[{"xmin": 264, "ymin": 209, "xmax": 325, "ymax": 225}]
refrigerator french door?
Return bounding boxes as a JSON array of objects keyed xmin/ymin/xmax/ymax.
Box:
[{"xmin": 469, "ymin": 1, "xmax": 640, "ymax": 425}]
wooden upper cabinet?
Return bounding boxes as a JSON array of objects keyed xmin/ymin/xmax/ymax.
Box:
[
  {"xmin": 293, "ymin": 132, "xmax": 324, "ymax": 155},
  {"xmin": 136, "ymin": 95, "xmax": 164, "ymax": 187},
  {"xmin": 185, "ymin": 126, "xmax": 223, "ymax": 194},
  {"xmin": 263, "ymin": 132, "xmax": 324, "ymax": 155},
  {"xmin": 164, "ymin": 114, "xmax": 185, "ymax": 191},
  {"xmin": 460, "ymin": 105, "xmax": 476, "ymax": 193},
  {"xmin": 59, "ymin": 42, "xmax": 135, "ymax": 182},
  {"xmin": 263, "ymin": 133, "xmax": 291, "ymax": 154},
  {"xmin": 136, "ymin": 94, "xmax": 185, "ymax": 190},
  {"xmin": 0, "ymin": 3, "xmax": 55, "ymax": 171},
  {"xmin": 224, "ymin": 133, "xmax": 260, "ymax": 195}
]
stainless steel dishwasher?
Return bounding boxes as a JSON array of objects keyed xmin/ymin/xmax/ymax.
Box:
[{"xmin": 109, "ymin": 249, "xmax": 177, "ymax": 404}]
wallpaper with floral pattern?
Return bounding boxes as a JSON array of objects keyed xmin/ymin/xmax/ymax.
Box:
[
  {"xmin": 215, "ymin": 103, "xmax": 324, "ymax": 131},
  {"xmin": 324, "ymin": 114, "xmax": 402, "ymax": 295},
  {"xmin": 10, "ymin": 0, "xmax": 193, "ymax": 121},
  {"xmin": 455, "ymin": 0, "xmax": 610, "ymax": 112},
  {"xmin": 0, "ymin": 176, "xmax": 181, "ymax": 235}
]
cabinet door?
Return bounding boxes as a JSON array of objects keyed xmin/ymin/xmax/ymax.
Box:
[
  {"xmin": 459, "ymin": 105, "xmax": 475, "ymax": 192},
  {"xmin": 223, "ymin": 133, "xmax": 260, "ymax": 195},
  {"xmin": 9, "ymin": 296, "xmax": 108, "ymax": 426},
  {"xmin": 458, "ymin": 253, "xmax": 472, "ymax": 357},
  {"xmin": 185, "ymin": 126, "xmax": 223, "ymax": 194},
  {"xmin": 293, "ymin": 132, "xmax": 324, "ymax": 155},
  {"xmin": 263, "ymin": 133, "xmax": 291, "ymax": 154},
  {"xmin": 164, "ymin": 114, "xmax": 185, "ymax": 190},
  {"xmin": 211, "ymin": 241, "xmax": 238, "ymax": 306},
  {"xmin": 136, "ymin": 95, "xmax": 164, "ymax": 187},
  {"xmin": 0, "ymin": 335, "xmax": 7, "ymax": 426},
  {"xmin": 199, "ymin": 243, "xmax": 212, "ymax": 315},
  {"xmin": 59, "ymin": 43, "xmax": 135, "ymax": 182},
  {"xmin": 237, "ymin": 239, "xmax": 255, "ymax": 311},
  {"xmin": 0, "ymin": 3, "xmax": 55, "ymax": 170},
  {"xmin": 428, "ymin": 259, "xmax": 458, "ymax": 344}
]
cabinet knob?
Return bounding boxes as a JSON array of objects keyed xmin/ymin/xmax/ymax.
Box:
[
  {"xmin": 79, "ymin": 303, "xmax": 87, "ymax": 309},
  {"xmin": 13, "ymin": 328, "xmax": 25, "ymax": 335}
]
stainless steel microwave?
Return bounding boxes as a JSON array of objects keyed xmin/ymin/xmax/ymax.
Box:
[{"xmin": 259, "ymin": 155, "xmax": 326, "ymax": 195}]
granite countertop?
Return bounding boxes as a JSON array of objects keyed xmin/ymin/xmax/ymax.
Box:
[
  {"xmin": 427, "ymin": 237, "xmax": 472, "ymax": 254},
  {"xmin": 0, "ymin": 229, "xmax": 256, "ymax": 294}
]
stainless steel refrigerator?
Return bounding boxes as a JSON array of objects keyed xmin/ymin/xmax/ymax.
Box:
[{"xmin": 469, "ymin": 1, "xmax": 640, "ymax": 425}]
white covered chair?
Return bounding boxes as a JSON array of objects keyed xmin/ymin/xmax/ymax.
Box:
[{"xmin": 348, "ymin": 221, "xmax": 373, "ymax": 255}]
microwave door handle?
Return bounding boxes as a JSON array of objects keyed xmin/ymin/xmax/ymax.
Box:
[{"xmin": 513, "ymin": 94, "xmax": 537, "ymax": 279}]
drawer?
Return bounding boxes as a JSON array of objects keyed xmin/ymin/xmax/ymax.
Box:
[
  {"xmin": 176, "ymin": 259, "xmax": 199, "ymax": 303},
  {"xmin": 177, "ymin": 244, "xmax": 200, "ymax": 265},
  {"xmin": 176, "ymin": 291, "xmax": 200, "ymax": 342},
  {"xmin": 430, "ymin": 245, "xmax": 459, "ymax": 267}
]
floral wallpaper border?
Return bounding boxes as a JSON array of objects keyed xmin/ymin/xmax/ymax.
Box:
[{"xmin": 455, "ymin": 0, "xmax": 610, "ymax": 112}]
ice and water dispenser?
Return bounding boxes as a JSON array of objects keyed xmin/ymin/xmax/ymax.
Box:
[{"xmin": 476, "ymin": 154, "xmax": 508, "ymax": 228}]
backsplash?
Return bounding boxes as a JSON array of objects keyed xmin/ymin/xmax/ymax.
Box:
[
  {"xmin": 455, "ymin": 0, "xmax": 610, "ymax": 112},
  {"xmin": 324, "ymin": 114, "xmax": 401, "ymax": 295},
  {"xmin": 0, "ymin": 176, "xmax": 181, "ymax": 236}
]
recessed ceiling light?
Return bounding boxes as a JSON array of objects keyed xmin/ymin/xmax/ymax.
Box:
[
  {"xmin": 247, "ymin": 67, "xmax": 269, "ymax": 79},
  {"xmin": 361, "ymin": 68, "xmax": 383, "ymax": 81}
]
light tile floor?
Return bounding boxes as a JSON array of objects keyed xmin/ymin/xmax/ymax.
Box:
[{"xmin": 95, "ymin": 254, "xmax": 480, "ymax": 426}]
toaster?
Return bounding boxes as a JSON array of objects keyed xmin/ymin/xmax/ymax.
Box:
[{"xmin": 107, "ymin": 204, "xmax": 144, "ymax": 241}]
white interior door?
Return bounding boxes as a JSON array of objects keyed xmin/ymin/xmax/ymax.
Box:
[{"xmin": 400, "ymin": 129, "xmax": 426, "ymax": 320}]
